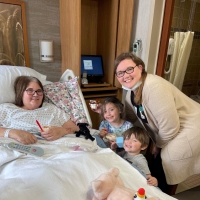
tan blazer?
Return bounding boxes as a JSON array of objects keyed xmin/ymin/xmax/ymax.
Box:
[{"xmin": 125, "ymin": 74, "xmax": 200, "ymax": 184}]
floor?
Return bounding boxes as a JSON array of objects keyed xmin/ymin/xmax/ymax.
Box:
[
  {"xmin": 170, "ymin": 174, "xmax": 200, "ymax": 199},
  {"xmin": 172, "ymin": 186, "xmax": 200, "ymax": 200}
]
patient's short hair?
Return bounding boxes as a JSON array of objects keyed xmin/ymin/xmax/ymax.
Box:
[
  {"xmin": 14, "ymin": 76, "xmax": 44, "ymax": 107},
  {"xmin": 123, "ymin": 127, "xmax": 149, "ymax": 148}
]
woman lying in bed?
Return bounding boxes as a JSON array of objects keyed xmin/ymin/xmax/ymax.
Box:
[{"xmin": 0, "ymin": 76, "xmax": 80, "ymax": 144}]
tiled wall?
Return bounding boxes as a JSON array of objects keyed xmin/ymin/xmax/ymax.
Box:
[
  {"xmin": 23, "ymin": 0, "xmax": 61, "ymax": 82},
  {"xmin": 171, "ymin": 0, "xmax": 200, "ymax": 96}
]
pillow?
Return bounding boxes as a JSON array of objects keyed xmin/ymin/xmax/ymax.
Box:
[
  {"xmin": 43, "ymin": 80, "xmax": 53, "ymax": 85},
  {"xmin": 43, "ymin": 77, "xmax": 89, "ymax": 125},
  {"xmin": 0, "ymin": 65, "xmax": 47, "ymax": 104}
]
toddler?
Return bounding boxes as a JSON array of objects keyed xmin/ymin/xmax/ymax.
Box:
[{"xmin": 111, "ymin": 126, "xmax": 158, "ymax": 187}]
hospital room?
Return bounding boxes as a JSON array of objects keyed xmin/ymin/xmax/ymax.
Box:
[{"xmin": 0, "ymin": 0, "xmax": 200, "ymax": 199}]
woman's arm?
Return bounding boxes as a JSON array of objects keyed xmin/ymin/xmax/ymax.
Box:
[
  {"xmin": 0, "ymin": 127, "xmax": 37, "ymax": 144},
  {"xmin": 62, "ymin": 120, "xmax": 80, "ymax": 132},
  {"xmin": 144, "ymin": 76, "xmax": 180, "ymax": 147}
]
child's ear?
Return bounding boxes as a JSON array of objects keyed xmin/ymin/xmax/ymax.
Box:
[{"xmin": 141, "ymin": 145, "xmax": 148, "ymax": 151}]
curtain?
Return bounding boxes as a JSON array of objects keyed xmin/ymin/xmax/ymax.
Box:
[{"xmin": 165, "ymin": 31, "xmax": 194, "ymax": 90}]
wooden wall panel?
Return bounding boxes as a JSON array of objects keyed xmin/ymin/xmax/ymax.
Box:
[
  {"xmin": 97, "ymin": 0, "xmax": 119, "ymax": 84},
  {"xmin": 60, "ymin": 0, "xmax": 81, "ymax": 78},
  {"xmin": 114, "ymin": 0, "xmax": 134, "ymax": 88},
  {"xmin": 81, "ymin": 0, "xmax": 98, "ymax": 54}
]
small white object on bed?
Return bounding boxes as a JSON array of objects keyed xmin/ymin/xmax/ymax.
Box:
[{"xmin": 0, "ymin": 66, "xmax": 177, "ymax": 200}]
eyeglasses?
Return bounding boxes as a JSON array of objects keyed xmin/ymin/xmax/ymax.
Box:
[
  {"xmin": 115, "ymin": 65, "xmax": 138, "ymax": 78},
  {"xmin": 25, "ymin": 88, "xmax": 44, "ymax": 96}
]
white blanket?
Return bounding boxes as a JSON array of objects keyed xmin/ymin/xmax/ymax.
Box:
[{"xmin": 0, "ymin": 137, "xmax": 177, "ymax": 200}]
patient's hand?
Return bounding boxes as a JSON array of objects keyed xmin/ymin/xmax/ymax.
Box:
[
  {"xmin": 10, "ymin": 130, "xmax": 37, "ymax": 145},
  {"xmin": 41, "ymin": 126, "xmax": 71, "ymax": 141}
]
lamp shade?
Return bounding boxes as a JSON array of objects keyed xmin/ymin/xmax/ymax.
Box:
[{"xmin": 39, "ymin": 40, "xmax": 54, "ymax": 62}]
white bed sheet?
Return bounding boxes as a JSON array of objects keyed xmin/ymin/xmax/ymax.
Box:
[{"xmin": 0, "ymin": 136, "xmax": 177, "ymax": 200}]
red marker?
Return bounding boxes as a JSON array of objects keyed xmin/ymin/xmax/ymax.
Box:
[{"xmin": 36, "ymin": 120, "xmax": 44, "ymax": 132}]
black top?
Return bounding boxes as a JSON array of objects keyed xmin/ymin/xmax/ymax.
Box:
[{"xmin": 131, "ymin": 91, "xmax": 148, "ymax": 123}]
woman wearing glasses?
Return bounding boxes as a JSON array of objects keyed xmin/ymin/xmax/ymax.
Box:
[
  {"xmin": 0, "ymin": 76, "xmax": 80, "ymax": 144},
  {"xmin": 114, "ymin": 52, "xmax": 200, "ymax": 191}
]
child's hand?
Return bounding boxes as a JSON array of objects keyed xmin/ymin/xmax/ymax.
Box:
[
  {"xmin": 146, "ymin": 175, "xmax": 158, "ymax": 187},
  {"xmin": 89, "ymin": 102, "xmax": 101, "ymax": 114},
  {"xmin": 153, "ymin": 146, "xmax": 161, "ymax": 158},
  {"xmin": 110, "ymin": 141, "xmax": 117, "ymax": 152},
  {"xmin": 99, "ymin": 128, "xmax": 108, "ymax": 138}
]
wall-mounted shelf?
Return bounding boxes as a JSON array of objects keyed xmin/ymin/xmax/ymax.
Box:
[
  {"xmin": 81, "ymin": 86, "xmax": 117, "ymax": 92},
  {"xmin": 82, "ymin": 83, "xmax": 111, "ymax": 88},
  {"xmin": 82, "ymin": 86, "xmax": 118, "ymax": 98},
  {"xmin": 83, "ymin": 93, "xmax": 117, "ymax": 99}
]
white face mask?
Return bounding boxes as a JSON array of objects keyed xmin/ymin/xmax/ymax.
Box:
[{"xmin": 122, "ymin": 81, "xmax": 142, "ymax": 91}]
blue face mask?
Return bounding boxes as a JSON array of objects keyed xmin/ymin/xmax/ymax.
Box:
[{"xmin": 122, "ymin": 81, "xmax": 142, "ymax": 91}]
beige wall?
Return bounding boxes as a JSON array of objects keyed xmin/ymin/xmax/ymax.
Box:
[
  {"xmin": 131, "ymin": 0, "xmax": 165, "ymax": 74},
  {"xmin": 23, "ymin": 0, "xmax": 61, "ymax": 82}
]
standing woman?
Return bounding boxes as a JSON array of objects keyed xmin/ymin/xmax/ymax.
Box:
[{"xmin": 114, "ymin": 52, "xmax": 200, "ymax": 191}]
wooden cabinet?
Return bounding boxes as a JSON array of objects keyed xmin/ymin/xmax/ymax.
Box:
[{"xmin": 59, "ymin": 0, "xmax": 134, "ymax": 129}]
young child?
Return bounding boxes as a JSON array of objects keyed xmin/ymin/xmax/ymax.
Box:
[
  {"xmin": 91, "ymin": 97, "xmax": 133, "ymax": 148},
  {"xmin": 111, "ymin": 126, "xmax": 158, "ymax": 187}
]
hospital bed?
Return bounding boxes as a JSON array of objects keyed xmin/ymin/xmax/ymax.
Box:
[{"xmin": 0, "ymin": 65, "xmax": 177, "ymax": 200}]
